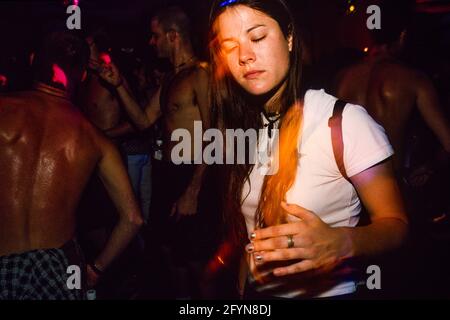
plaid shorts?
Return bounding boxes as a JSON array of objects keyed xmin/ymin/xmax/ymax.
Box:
[{"xmin": 0, "ymin": 241, "xmax": 84, "ymax": 300}]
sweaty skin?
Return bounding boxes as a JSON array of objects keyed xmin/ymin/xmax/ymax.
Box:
[
  {"xmin": 0, "ymin": 86, "xmax": 143, "ymax": 263},
  {"xmin": 335, "ymin": 57, "xmax": 450, "ymax": 170},
  {"xmin": 78, "ymin": 71, "xmax": 121, "ymax": 132}
]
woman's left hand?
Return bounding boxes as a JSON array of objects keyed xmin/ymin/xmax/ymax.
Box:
[{"xmin": 246, "ymin": 202, "xmax": 353, "ymax": 277}]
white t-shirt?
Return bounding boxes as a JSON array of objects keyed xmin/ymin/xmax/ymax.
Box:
[{"xmin": 241, "ymin": 89, "xmax": 394, "ymax": 298}]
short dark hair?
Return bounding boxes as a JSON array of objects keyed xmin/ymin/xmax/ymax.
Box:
[
  {"xmin": 370, "ymin": 0, "xmax": 413, "ymax": 46},
  {"xmin": 153, "ymin": 6, "xmax": 192, "ymax": 42},
  {"xmin": 86, "ymin": 25, "xmax": 112, "ymax": 53},
  {"xmin": 33, "ymin": 31, "xmax": 89, "ymax": 90}
]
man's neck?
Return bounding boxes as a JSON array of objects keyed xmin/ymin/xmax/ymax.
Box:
[
  {"xmin": 368, "ymin": 45, "xmax": 398, "ymax": 61},
  {"xmin": 171, "ymin": 48, "xmax": 196, "ymax": 72},
  {"xmin": 33, "ymin": 82, "xmax": 71, "ymax": 100}
]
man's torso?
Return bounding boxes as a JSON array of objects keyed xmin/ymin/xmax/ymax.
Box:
[
  {"xmin": 160, "ymin": 63, "xmax": 205, "ymax": 161},
  {"xmin": 79, "ymin": 72, "xmax": 121, "ymax": 131}
]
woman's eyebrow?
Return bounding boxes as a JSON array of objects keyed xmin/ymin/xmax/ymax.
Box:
[
  {"xmin": 246, "ymin": 24, "xmax": 266, "ymax": 33},
  {"xmin": 220, "ymin": 24, "xmax": 267, "ymax": 43}
]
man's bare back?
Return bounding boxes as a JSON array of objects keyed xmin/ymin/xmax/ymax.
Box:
[
  {"xmin": 335, "ymin": 57, "xmax": 450, "ymax": 169},
  {"xmin": 0, "ymin": 86, "xmax": 120, "ymax": 256}
]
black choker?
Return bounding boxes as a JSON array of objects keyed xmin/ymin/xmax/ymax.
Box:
[{"xmin": 261, "ymin": 108, "xmax": 282, "ymax": 138}]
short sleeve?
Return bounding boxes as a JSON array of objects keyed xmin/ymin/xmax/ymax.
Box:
[{"xmin": 342, "ymin": 104, "xmax": 394, "ymax": 177}]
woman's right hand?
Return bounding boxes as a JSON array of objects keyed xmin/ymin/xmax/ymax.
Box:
[{"xmin": 246, "ymin": 202, "xmax": 353, "ymax": 278}]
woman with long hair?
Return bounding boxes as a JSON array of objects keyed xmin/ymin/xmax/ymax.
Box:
[{"xmin": 208, "ymin": 0, "xmax": 408, "ymax": 298}]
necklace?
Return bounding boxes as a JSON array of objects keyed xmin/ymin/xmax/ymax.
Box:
[
  {"xmin": 174, "ymin": 55, "xmax": 196, "ymax": 69},
  {"xmin": 261, "ymin": 108, "xmax": 282, "ymax": 138}
]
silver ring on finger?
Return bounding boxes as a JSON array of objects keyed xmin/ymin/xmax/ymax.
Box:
[{"xmin": 286, "ymin": 234, "xmax": 295, "ymax": 248}]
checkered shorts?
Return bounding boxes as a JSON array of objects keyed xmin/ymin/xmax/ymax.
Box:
[{"xmin": 0, "ymin": 246, "xmax": 83, "ymax": 300}]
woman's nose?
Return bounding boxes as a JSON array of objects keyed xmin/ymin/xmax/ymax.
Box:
[{"xmin": 239, "ymin": 43, "xmax": 255, "ymax": 65}]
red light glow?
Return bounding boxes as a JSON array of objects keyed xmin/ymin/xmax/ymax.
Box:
[{"xmin": 52, "ymin": 64, "xmax": 68, "ymax": 88}]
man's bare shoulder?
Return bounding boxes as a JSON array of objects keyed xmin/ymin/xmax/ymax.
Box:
[
  {"xmin": 191, "ymin": 62, "xmax": 210, "ymax": 87},
  {"xmin": 0, "ymin": 92, "xmax": 33, "ymax": 141},
  {"xmin": 194, "ymin": 61, "xmax": 210, "ymax": 77},
  {"xmin": 376, "ymin": 60, "xmax": 430, "ymax": 91},
  {"xmin": 0, "ymin": 91, "xmax": 32, "ymax": 110},
  {"xmin": 342, "ymin": 59, "xmax": 423, "ymax": 85}
]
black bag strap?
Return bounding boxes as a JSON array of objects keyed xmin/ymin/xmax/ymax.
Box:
[
  {"xmin": 328, "ymin": 99, "xmax": 349, "ymax": 180},
  {"xmin": 329, "ymin": 100, "xmax": 373, "ymax": 227}
]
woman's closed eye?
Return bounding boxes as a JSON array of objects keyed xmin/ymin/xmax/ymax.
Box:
[
  {"xmin": 221, "ymin": 42, "xmax": 238, "ymax": 54},
  {"xmin": 252, "ymin": 35, "xmax": 266, "ymax": 43}
]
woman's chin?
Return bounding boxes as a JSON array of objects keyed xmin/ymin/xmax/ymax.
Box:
[{"xmin": 243, "ymin": 85, "xmax": 272, "ymax": 96}]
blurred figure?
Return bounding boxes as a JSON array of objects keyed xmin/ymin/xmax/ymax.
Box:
[
  {"xmin": 334, "ymin": 2, "xmax": 450, "ymax": 184},
  {"xmin": 105, "ymin": 54, "xmax": 156, "ymax": 225},
  {"xmin": 75, "ymin": 27, "xmax": 127, "ymax": 271},
  {"xmin": 334, "ymin": 1, "xmax": 450, "ymax": 298},
  {"xmin": 99, "ymin": 6, "xmax": 213, "ymax": 299},
  {"xmin": 0, "ymin": 31, "xmax": 143, "ymax": 300},
  {"xmin": 78, "ymin": 27, "xmax": 122, "ymax": 135}
]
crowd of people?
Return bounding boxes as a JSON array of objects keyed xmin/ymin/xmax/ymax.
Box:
[{"xmin": 0, "ymin": 0, "xmax": 449, "ymax": 300}]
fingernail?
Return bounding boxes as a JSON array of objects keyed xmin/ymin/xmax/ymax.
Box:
[
  {"xmin": 255, "ymin": 254, "xmax": 263, "ymax": 263},
  {"xmin": 250, "ymin": 232, "xmax": 256, "ymax": 240},
  {"xmin": 246, "ymin": 243, "xmax": 254, "ymax": 253}
]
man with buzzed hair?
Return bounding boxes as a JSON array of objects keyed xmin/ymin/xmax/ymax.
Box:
[
  {"xmin": 99, "ymin": 6, "xmax": 213, "ymax": 298},
  {"xmin": 0, "ymin": 31, "xmax": 143, "ymax": 300}
]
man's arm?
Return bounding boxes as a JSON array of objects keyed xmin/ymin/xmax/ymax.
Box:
[
  {"xmin": 408, "ymin": 73, "xmax": 450, "ymax": 185},
  {"xmin": 104, "ymin": 121, "xmax": 134, "ymax": 139},
  {"xmin": 92, "ymin": 133, "xmax": 144, "ymax": 271},
  {"xmin": 116, "ymin": 84, "xmax": 162, "ymax": 131},
  {"xmin": 416, "ymin": 72, "xmax": 450, "ymax": 153},
  {"xmin": 99, "ymin": 62, "xmax": 161, "ymax": 131}
]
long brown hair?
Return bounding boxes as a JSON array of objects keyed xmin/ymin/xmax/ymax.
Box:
[
  {"xmin": 209, "ymin": 0, "xmax": 303, "ymax": 247},
  {"xmin": 256, "ymin": 102, "xmax": 303, "ymax": 227}
]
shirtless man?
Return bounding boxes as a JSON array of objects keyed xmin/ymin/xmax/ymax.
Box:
[
  {"xmin": 78, "ymin": 28, "xmax": 122, "ymax": 133},
  {"xmin": 0, "ymin": 32, "xmax": 143, "ymax": 300},
  {"xmin": 99, "ymin": 6, "xmax": 211, "ymax": 298},
  {"xmin": 334, "ymin": 13, "xmax": 450, "ymax": 182},
  {"xmin": 100, "ymin": 6, "xmax": 210, "ymax": 222},
  {"xmin": 76, "ymin": 29, "xmax": 127, "ymax": 258}
]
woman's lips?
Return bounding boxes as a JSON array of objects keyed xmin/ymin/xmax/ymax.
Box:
[{"xmin": 244, "ymin": 70, "xmax": 265, "ymax": 79}]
